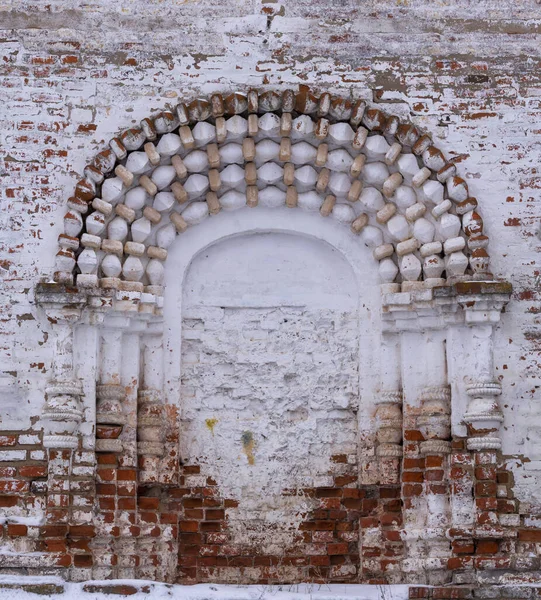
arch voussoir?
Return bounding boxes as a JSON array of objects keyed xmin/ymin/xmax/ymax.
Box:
[{"xmin": 57, "ymin": 87, "xmax": 492, "ymax": 316}]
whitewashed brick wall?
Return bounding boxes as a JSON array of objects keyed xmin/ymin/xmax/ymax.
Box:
[{"xmin": 1, "ymin": 0, "xmax": 541, "ymax": 510}]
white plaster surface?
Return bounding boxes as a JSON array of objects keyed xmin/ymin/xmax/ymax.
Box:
[{"xmin": 179, "ymin": 232, "xmax": 360, "ymax": 551}]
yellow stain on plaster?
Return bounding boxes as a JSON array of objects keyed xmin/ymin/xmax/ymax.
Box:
[
  {"xmin": 205, "ymin": 418, "xmax": 218, "ymax": 435},
  {"xmin": 241, "ymin": 431, "xmax": 255, "ymax": 465}
]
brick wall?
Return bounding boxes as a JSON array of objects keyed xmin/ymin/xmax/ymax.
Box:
[{"xmin": 1, "ymin": 0, "xmax": 541, "ymax": 590}]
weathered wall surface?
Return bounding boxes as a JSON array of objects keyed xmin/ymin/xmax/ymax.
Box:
[
  {"xmin": 1, "ymin": 0, "xmax": 539, "ymax": 498},
  {"xmin": 179, "ymin": 233, "xmax": 360, "ymax": 580},
  {"xmin": 1, "ymin": 0, "xmax": 541, "ymax": 590}
]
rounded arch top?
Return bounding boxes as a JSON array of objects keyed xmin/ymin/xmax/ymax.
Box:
[{"xmin": 55, "ymin": 86, "xmax": 495, "ymax": 315}]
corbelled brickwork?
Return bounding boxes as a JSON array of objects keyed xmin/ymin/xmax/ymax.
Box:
[{"xmin": 1, "ymin": 1, "xmax": 541, "ymax": 596}]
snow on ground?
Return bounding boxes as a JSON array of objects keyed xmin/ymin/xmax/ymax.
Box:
[{"xmin": 0, "ymin": 576, "xmax": 410, "ymax": 600}]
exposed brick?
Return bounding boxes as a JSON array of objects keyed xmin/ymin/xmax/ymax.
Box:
[
  {"xmin": 7, "ymin": 524, "xmax": 27, "ymax": 536},
  {"xmin": 18, "ymin": 465, "xmax": 47, "ymax": 478},
  {"xmin": 475, "ymin": 481, "xmax": 497, "ymax": 497},
  {"xmin": 476, "ymin": 540, "xmax": 499, "ymax": 554}
]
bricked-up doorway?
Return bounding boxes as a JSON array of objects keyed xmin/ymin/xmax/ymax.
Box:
[{"xmin": 163, "ymin": 209, "xmax": 381, "ymax": 582}]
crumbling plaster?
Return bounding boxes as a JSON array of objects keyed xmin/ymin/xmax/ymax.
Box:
[{"xmin": 0, "ymin": 0, "xmax": 540, "ymax": 512}]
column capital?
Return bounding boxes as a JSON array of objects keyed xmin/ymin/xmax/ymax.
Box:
[
  {"xmin": 35, "ymin": 283, "xmax": 87, "ymax": 323},
  {"xmin": 455, "ymin": 280, "xmax": 512, "ymax": 324}
]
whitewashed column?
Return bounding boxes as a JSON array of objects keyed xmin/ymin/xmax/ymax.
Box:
[
  {"xmin": 400, "ymin": 329, "xmax": 451, "ymax": 585},
  {"xmin": 375, "ymin": 332, "xmax": 403, "ymax": 484},
  {"xmin": 462, "ymin": 323, "xmax": 502, "ymax": 451},
  {"xmin": 418, "ymin": 339, "xmax": 452, "ymax": 459},
  {"xmin": 95, "ymin": 324, "xmax": 127, "ymax": 453},
  {"xmin": 37, "ymin": 286, "xmax": 86, "ymax": 449},
  {"xmin": 456, "ymin": 284, "xmax": 511, "ymax": 451},
  {"xmin": 137, "ymin": 334, "xmax": 165, "ymax": 482}
]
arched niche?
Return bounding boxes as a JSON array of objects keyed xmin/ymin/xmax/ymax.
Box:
[
  {"xmin": 32, "ymin": 87, "xmax": 513, "ymax": 585},
  {"xmin": 162, "ymin": 206, "xmax": 380, "ymax": 415}
]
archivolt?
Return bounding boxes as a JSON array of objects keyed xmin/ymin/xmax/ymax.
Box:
[{"xmin": 56, "ymin": 87, "xmax": 491, "ymax": 298}]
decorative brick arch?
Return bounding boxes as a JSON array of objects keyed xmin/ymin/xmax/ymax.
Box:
[
  {"xmin": 56, "ymin": 87, "xmax": 491, "ymax": 300},
  {"xmin": 34, "ymin": 86, "xmax": 517, "ymax": 587}
]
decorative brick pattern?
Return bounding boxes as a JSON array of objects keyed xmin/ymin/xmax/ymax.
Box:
[{"xmin": 1, "ymin": 1, "xmax": 541, "ymax": 595}]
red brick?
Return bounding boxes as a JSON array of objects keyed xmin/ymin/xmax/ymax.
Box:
[
  {"xmin": 138, "ymin": 497, "xmax": 160, "ymax": 510},
  {"xmin": 74, "ymin": 554, "xmax": 93, "ymax": 567},
  {"xmin": 117, "ymin": 484, "xmax": 136, "ymax": 496},
  {"xmin": 0, "ymin": 480, "xmax": 29, "ymax": 493},
  {"xmin": 160, "ymin": 513, "xmax": 178, "ymax": 524},
  {"xmin": 425, "ymin": 470, "xmax": 444, "ymax": 482},
  {"xmin": 19, "ymin": 465, "xmax": 47, "ymax": 478},
  {"xmin": 403, "ymin": 471, "xmax": 424, "ymax": 483},
  {"xmin": 69, "ymin": 525, "xmax": 95, "ymax": 538},
  {"xmin": 96, "ymin": 483, "xmax": 116, "ymax": 495},
  {"xmin": 447, "ymin": 556, "xmax": 473, "ymax": 570},
  {"xmin": 182, "ymin": 497, "xmax": 203, "ymax": 508},
  {"xmin": 55, "ymin": 554, "xmax": 72, "ymax": 567},
  {"xmin": 518, "ymin": 529, "xmax": 541, "ymax": 542},
  {"xmin": 7, "ymin": 524, "xmax": 27, "ymax": 536},
  {"xmin": 97, "ymin": 454, "xmax": 117, "ymax": 465},
  {"xmin": 69, "ymin": 539, "xmax": 90, "ymax": 551},
  {"xmin": 425, "ymin": 456, "xmax": 444, "ymax": 468},
  {"xmin": 450, "ymin": 467, "xmax": 468, "ymax": 480},
  {"xmin": 383, "ymin": 499, "xmax": 401, "ymax": 512},
  {"xmin": 314, "ymin": 520, "xmax": 335, "ymax": 531},
  {"xmin": 0, "ymin": 436, "xmax": 17, "ymax": 447},
  {"xmin": 334, "ymin": 475, "xmax": 357, "ymax": 486},
  {"xmin": 380, "ymin": 513, "xmax": 402, "ymax": 527},
  {"xmin": 476, "ymin": 540, "xmax": 499, "ymax": 554},
  {"xmin": 118, "ymin": 498, "xmax": 136, "ymax": 510},
  {"xmin": 40, "ymin": 525, "xmax": 68, "ymax": 537},
  {"xmin": 402, "ymin": 484, "xmax": 423, "ymax": 497},
  {"xmin": 452, "ymin": 540, "xmax": 474, "ymax": 554},
  {"xmin": 140, "ymin": 512, "xmax": 158, "ymax": 523},
  {"xmin": 180, "ymin": 521, "xmax": 199, "ymax": 532},
  {"xmin": 497, "ymin": 472, "xmax": 511, "ymax": 484},
  {"xmin": 315, "ymin": 487, "xmax": 341, "ymax": 498},
  {"xmin": 117, "ymin": 469, "xmax": 137, "ymax": 481},
  {"xmin": 475, "ymin": 481, "xmax": 497, "ymax": 497},
  {"xmin": 403, "ymin": 458, "xmax": 425, "ymax": 470},
  {"xmin": 310, "ymin": 555, "xmax": 330, "ymax": 566},
  {"xmin": 475, "ymin": 466, "xmax": 497, "ymax": 480},
  {"xmin": 379, "ymin": 487, "xmax": 400, "ymax": 498},
  {"xmin": 320, "ymin": 497, "xmax": 341, "ymax": 509},
  {"xmin": 327, "ymin": 543, "xmax": 348, "ymax": 555},
  {"xmin": 429, "ymin": 484, "xmax": 448, "ymax": 495},
  {"xmin": 497, "ymin": 499, "xmax": 517, "ymax": 513},
  {"xmin": 384, "ymin": 530, "xmax": 402, "ymax": 542},
  {"xmin": 43, "ymin": 539, "xmax": 67, "ymax": 553},
  {"xmin": 404, "ymin": 430, "xmax": 425, "ymax": 442},
  {"xmin": 205, "ymin": 509, "xmax": 225, "ymax": 520},
  {"xmin": 97, "ymin": 468, "xmax": 116, "ymax": 481},
  {"xmin": 99, "ymin": 497, "xmax": 115, "ymax": 510},
  {"xmin": 476, "ymin": 497, "xmax": 498, "ymax": 511},
  {"xmin": 342, "ymin": 498, "xmax": 362, "ymax": 509},
  {"xmin": 0, "ymin": 496, "xmax": 18, "ymax": 507}
]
